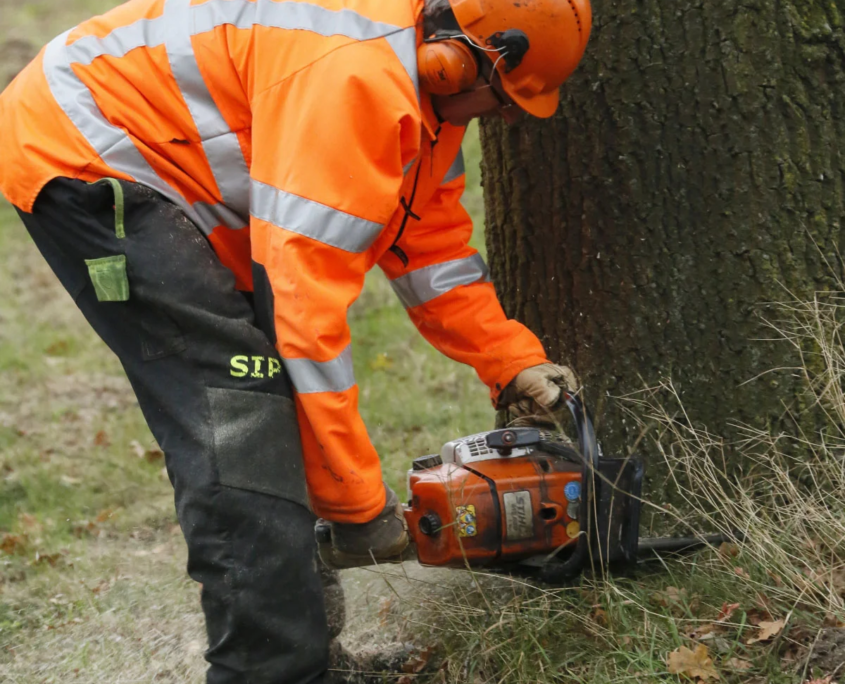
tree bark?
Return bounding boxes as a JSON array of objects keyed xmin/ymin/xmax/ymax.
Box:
[{"xmin": 481, "ymin": 1, "xmax": 845, "ymax": 482}]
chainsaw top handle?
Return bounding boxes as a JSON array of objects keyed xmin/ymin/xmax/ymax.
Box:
[
  {"xmin": 486, "ymin": 392, "xmax": 599, "ymax": 470},
  {"xmin": 560, "ymin": 392, "xmax": 600, "ymax": 471}
]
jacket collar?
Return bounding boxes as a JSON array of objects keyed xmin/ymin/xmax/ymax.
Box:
[{"xmin": 420, "ymin": 92, "xmax": 440, "ymax": 140}]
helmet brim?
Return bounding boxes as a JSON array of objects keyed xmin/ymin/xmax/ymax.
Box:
[{"xmin": 502, "ymin": 83, "xmax": 560, "ymax": 118}]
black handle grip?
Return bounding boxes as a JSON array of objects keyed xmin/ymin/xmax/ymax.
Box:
[
  {"xmin": 561, "ymin": 392, "xmax": 600, "ymax": 470},
  {"xmin": 485, "ymin": 427, "xmax": 542, "ymax": 451}
]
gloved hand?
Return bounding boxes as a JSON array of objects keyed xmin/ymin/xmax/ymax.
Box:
[
  {"xmin": 329, "ymin": 485, "xmax": 409, "ymax": 564},
  {"xmin": 495, "ymin": 363, "xmax": 579, "ymax": 428},
  {"xmin": 508, "ymin": 363, "xmax": 579, "ymax": 408}
]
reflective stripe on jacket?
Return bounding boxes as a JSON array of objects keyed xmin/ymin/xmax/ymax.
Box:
[{"xmin": 0, "ymin": 0, "xmax": 548, "ymax": 522}]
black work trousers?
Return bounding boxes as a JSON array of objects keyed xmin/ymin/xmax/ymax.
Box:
[{"xmin": 15, "ymin": 178, "xmax": 330, "ymax": 684}]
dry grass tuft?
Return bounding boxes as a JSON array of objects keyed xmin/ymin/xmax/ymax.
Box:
[{"xmin": 389, "ymin": 291, "xmax": 845, "ymax": 683}]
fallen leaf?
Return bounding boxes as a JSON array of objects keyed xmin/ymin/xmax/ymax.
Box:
[
  {"xmin": 130, "ymin": 440, "xmax": 164, "ymax": 463},
  {"xmin": 95, "ymin": 508, "xmax": 117, "ymax": 524},
  {"xmin": 369, "ymin": 353, "xmax": 394, "ymax": 371},
  {"xmin": 378, "ymin": 597, "xmax": 393, "ymax": 626},
  {"xmin": 666, "ymin": 644, "xmax": 719, "ymax": 680},
  {"xmin": 32, "ymin": 551, "xmax": 61, "ymax": 567},
  {"xmin": 686, "ymin": 623, "xmax": 719, "ymax": 640},
  {"xmin": 766, "ymin": 570, "xmax": 784, "ymax": 587},
  {"xmin": 744, "ymin": 607, "xmax": 772, "ymax": 626},
  {"xmin": 823, "ymin": 614, "xmax": 845, "ymax": 629},
  {"xmin": 89, "ymin": 579, "xmax": 111, "ymax": 595},
  {"xmin": 718, "ymin": 542, "xmax": 739, "ymax": 558},
  {"xmin": 60, "ymin": 475, "xmax": 82, "ymax": 486},
  {"xmin": 45, "ymin": 340, "xmax": 70, "ymax": 356},
  {"xmin": 93, "ymin": 430, "xmax": 110, "ymax": 447},
  {"xmin": 734, "ymin": 567, "xmax": 751, "ymax": 580},
  {"xmin": 754, "ymin": 592, "xmax": 774, "ymax": 613},
  {"xmin": 17, "ymin": 513, "xmax": 42, "ymax": 534},
  {"xmin": 72, "ymin": 520, "xmax": 99, "ymax": 538},
  {"xmin": 725, "ymin": 657, "xmax": 752, "ymax": 671},
  {"xmin": 591, "ymin": 606, "xmax": 608, "ymax": 627},
  {"xmin": 402, "ymin": 646, "xmax": 435, "ymax": 674},
  {"xmin": 716, "ymin": 602, "xmax": 740, "ymax": 622},
  {"xmin": 805, "ymin": 678, "xmax": 833, "ymax": 684},
  {"xmin": 0, "ymin": 533, "xmax": 27, "ymax": 555},
  {"xmin": 746, "ymin": 619, "xmax": 785, "ymax": 644},
  {"xmin": 667, "ymin": 586, "xmax": 686, "ymax": 601},
  {"xmin": 654, "ymin": 586, "xmax": 687, "ymax": 607}
]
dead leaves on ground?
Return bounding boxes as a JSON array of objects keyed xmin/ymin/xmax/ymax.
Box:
[
  {"xmin": 369, "ymin": 352, "xmax": 394, "ymax": 371},
  {"xmin": 0, "ymin": 532, "xmax": 28, "ymax": 555},
  {"xmin": 716, "ymin": 602, "xmax": 740, "ymax": 623},
  {"xmin": 666, "ymin": 594, "xmax": 792, "ymax": 681},
  {"xmin": 129, "ymin": 439, "xmax": 164, "ymax": 464},
  {"xmin": 72, "ymin": 507, "xmax": 121, "ymax": 538},
  {"xmin": 1, "ymin": 530, "xmax": 69, "ymax": 570},
  {"xmin": 396, "ymin": 646, "xmax": 437, "ymax": 684},
  {"xmin": 724, "ymin": 657, "xmax": 752, "ymax": 671},
  {"xmin": 653, "ymin": 586, "xmax": 701, "ymax": 616},
  {"xmin": 746, "ymin": 619, "xmax": 785, "ymax": 645},
  {"xmin": 667, "ymin": 644, "xmax": 719, "ymax": 681}
]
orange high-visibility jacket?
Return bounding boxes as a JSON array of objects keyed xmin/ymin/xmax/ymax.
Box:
[{"xmin": 0, "ymin": 0, "xmax": 549, "ymax": 522}]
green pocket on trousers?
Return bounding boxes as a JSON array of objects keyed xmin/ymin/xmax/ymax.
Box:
[{"xmin": 85, "ymin": 255, "xmax": 130, "ymax": 302}]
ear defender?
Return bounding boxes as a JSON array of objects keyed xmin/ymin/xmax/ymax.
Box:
[{"xmin": 418, "ymin": 39, "xmax": 479, "ymax": 96}]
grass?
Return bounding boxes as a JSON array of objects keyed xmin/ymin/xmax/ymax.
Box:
[{"xmin": 373, "ymin": 291, "xmax": 845, "ymax": 684}]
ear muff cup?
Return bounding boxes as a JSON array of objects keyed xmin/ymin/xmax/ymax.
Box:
[{"xmin": 418, "ymin": 40, "xmax": 479, "ymax": 96}]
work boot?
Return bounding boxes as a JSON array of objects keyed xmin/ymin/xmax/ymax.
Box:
[{"xmin": 330, "ymin": 485, "xmax": 409, "ymax": 564}]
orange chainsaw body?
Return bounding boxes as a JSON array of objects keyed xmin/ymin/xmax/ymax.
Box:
[{"xmin": 404, "ymin": 440, "xmax": 583, "ymax": 568}]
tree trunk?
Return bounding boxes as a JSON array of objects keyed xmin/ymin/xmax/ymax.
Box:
[{"xmin": 481, "ymin": 1, "xmax": 845, "ymax": 486}]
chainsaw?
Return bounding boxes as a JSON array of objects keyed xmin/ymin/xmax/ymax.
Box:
[{"xmin": 316, "ymin": 394, "xmax": 729, "ymax": 583}]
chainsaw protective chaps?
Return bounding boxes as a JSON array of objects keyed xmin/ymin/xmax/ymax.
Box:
[{"xmin": 15, "ymin": 177, "xmax": 330, "ymax": 684}]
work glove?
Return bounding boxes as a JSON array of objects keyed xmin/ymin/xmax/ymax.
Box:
[
  {"xmin": 325, "ymin": 485, "xmax": 410, "ymax": 568},
  {"xmin": 496, "ymin": 363, "xmax": 579, "ymax": 428}
]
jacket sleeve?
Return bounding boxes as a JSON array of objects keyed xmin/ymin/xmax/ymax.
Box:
[
  {"xmin": 378, "ymin": 150, "xmax": 549, "ymax": 405},
  {"xmin": 249, "ymin": 40, "xmax": 420, "ymax": 523}
]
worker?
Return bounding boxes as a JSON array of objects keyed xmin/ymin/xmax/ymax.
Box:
[{"xmin": 0, "ymin": 0, "xmax": 591, "ymax": 680}]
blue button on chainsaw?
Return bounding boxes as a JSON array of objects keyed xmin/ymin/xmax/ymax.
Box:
[{"xmin": 564, "ymin": 481, "xmax": 581, "ymax": 502}]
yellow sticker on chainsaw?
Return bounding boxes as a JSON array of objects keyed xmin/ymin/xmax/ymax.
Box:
[{"xmin": 456, "ymin": 505, "xmax": 478, "ymax": 538}]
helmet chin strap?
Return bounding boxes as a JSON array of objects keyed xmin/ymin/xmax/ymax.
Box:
[{"xmin": 431, "ymin": 80, "xmax": 524, "ymax": 127}]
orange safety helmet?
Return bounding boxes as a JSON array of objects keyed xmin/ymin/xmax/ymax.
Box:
[{"xmin": 446, "ymin": 0, "xmax": 592, "ymax": 118}]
